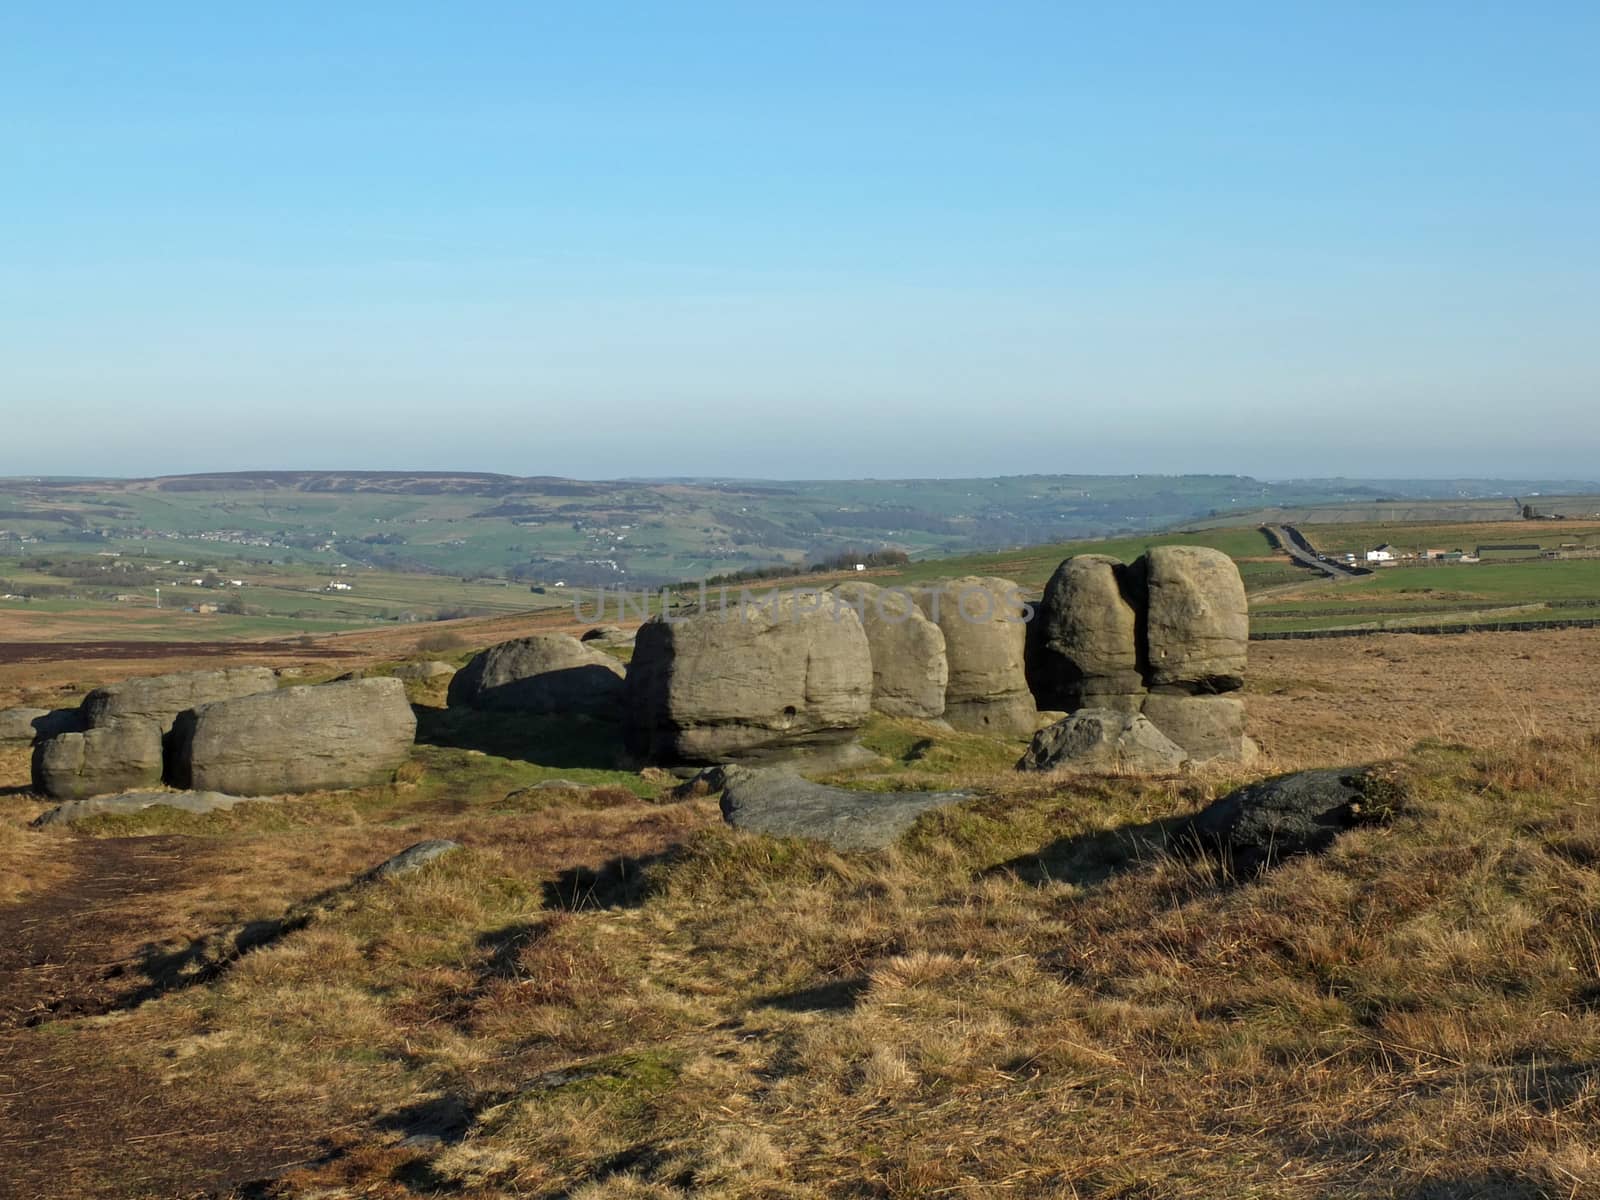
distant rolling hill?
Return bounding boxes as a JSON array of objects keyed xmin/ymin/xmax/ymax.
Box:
[{"xmin": 3, "ymin": 471, "xmax": 1596, "ymax": 584}]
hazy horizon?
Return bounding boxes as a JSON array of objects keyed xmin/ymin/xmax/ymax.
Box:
[{"xmin": 5, "ymin": 4, "xmax": 1598, "ymax": 480}]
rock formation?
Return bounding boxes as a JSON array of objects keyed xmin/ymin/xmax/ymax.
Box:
[
  {"xmin": 624, "ymin": 594, "xmax": 872, "ymax": 765},
  {"xmin": 1027, "ymin": 547, "xmax": 1252, "ymax": 764},
  {"xmin": 32, "ymin": 667, "xmax": 278, "ymax": 800},
  {"xmin": 169, "ymin": 677, "xmax": 417, "ymax": 796}
]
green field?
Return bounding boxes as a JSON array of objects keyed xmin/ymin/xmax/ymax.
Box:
[
  {"xmin": 1251, "ymin": 558, "xmax": 1600, "ymax": 633},
  {"xmin": 5, "ymin": 471, "xmax": 1590, "ymax": 588}
]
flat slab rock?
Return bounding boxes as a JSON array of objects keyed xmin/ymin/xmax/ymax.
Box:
[
  {"xmin": 33, "ymin": 789, "xmax": 259, "ymax": 827},
  {"xmin": 719, "ymin": 767, "xmax": 970, "ymax": 851}
]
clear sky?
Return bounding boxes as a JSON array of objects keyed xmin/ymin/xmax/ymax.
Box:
[{"xmin": 3, "ymin": 2, "xmax": 1597, "ymax": 481}]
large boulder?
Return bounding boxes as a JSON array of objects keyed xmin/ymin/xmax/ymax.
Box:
[
  {"xmin": 624, "ymin": 595, "xmax": 872, "ymax": 765},
  {"xmin": 1017, "ymin": 709, "xmax": 1188, "ymax": 774},
  {"xmin": 1187, "ymin": 768, "xmax": 1399, "ymax": 873},
  {"xmin": 915, "ymin": 577, "xmax": 1037, "ymax": 737},
  {"xmin": 832, "ymin": 581, "xmax": 947, "ymax": 719},
  {"xmin": 1027, "ymin": 555, "xmax": 1146, "ymax": 711},
  {"xmin": 720, "ymin": 767, "xmax": 970, "ymax": 852},
  {"xmin": 0, "ymin": 707, "xmax": 82, "ymax": 748},
  {"xmin": 1143, "ymin": 546, "xmax": 1248, "ymax": 692},
  {"xmin": 1140, "ymin": 693, "xmax": 1254, "ymax": 764},
  {"xmin": 169, "ymin": 677, "xmax": 417, "ymax": 796},
  {"xmin": 30, "ymin": 667, "xmax": 279, "ymax": 799},
  {"xmin": 33, "ymin": 720, "xmax": 165, "ymax": 801},
  {"xmin": 447, "ymin": 635, "xmax": 625, "ymax": 716}
]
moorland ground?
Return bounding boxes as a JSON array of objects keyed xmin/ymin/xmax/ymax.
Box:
[{"xmin": 4, "ymin": 607, "xmax": 1600, "ymax": 1197}]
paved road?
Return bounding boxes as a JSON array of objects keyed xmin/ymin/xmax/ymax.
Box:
[{"xmin": 1263, "ymin": 525, "xmax": 1368, "ymax": 580}]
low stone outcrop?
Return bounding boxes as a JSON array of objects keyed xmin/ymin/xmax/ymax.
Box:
[
  {"xmin": 33, "ymin": 789, "xmax": 256, "ymax": 827},
  {"xmin": 447, "ymin": 635, "xmax": 625, "ymax": 716},
  {"xmin": 362, "ymin": 839, "xmax": 463, "ymax": 881},
  {"xmin": 915, "ymin": 576, "xmax": 1037, "ymax": 736},
  {"xmin": 624, "ymin": 596, "xmax": 872, "ymax": 765},
  {"xmin": 170, "ymin": 677, "xmax": 417, "ymax": 796},
  {"xmin": 832, "ymin": 581, "xmax": 948, "ymax": 719},
  {"xmin": 1017, "ymin": 709, "xmax": 1189, "ymax": 774},
  {"xmin": 1187, "ymin": 768, "xmax": 1400, "ymax": 873},
  {"xmin": 720, "ymin": 767, "xmax": 970, "ymax": 851}
]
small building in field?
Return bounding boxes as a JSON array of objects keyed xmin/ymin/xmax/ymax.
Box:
[
  {"xmin": 1475, "ymin": 544, "xmax": 1542, "ymax": 561},
  {"xmin": 1365, "ymin": 544, "xmax": 1399, "ymax": 564}
]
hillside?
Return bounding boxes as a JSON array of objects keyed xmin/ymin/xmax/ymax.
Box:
[{"xmin": 4, "ymin": 471, "xmax": 1591, "ymax": 586}]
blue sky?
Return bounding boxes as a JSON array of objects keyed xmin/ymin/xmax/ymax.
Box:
[{"xmin": 2, "ymin": 2, "xmax": 1597, "ymax": 480}]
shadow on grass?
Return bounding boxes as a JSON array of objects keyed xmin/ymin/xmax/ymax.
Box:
[
  {"xmin": 991, "ymin": 813, "xmax": 1198, "ymax": 890},
  {"xmin": 412, "ymin": 705, "xmax": 628, "ymax": 770},
  {"xmin": 541, "ymin": 851, "xmax": 676, "ymax": 911},
  {"xmin": 754, "ymin": 976, "xmax": 870, "ymax": 1012}
]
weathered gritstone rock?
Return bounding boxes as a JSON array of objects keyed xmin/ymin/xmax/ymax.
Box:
[
  {"xmin": 32, "ymin": 789, "xmax": 257, "ymax": 827},
  {"xmin": 447, "ymin": 634, "xmax": 625, "ymax": 716},
  {"xmin": 170, "ymin": 677, "xmax": 417, "ymax": 797},
  {"xmin": 1187, "ymin": 767, "xmax": 1399, "ymax": 873},
  {"xmin": 1140, "ymin": 693, "xmax": 1254, "ymax": 763},
  {"xmin": 1017, "ymin": 709, "xmax": 1189, "ymax": 774},
  {"xmin": 1027, "ymin": 554, "xmax": 1146, "ymax": 710},
  {"xmin": 915, "ymin": 576, "xmax": 1037, "ymax": 737},
  {"xmin": 624, "ymin": 596, "xmax": 872, "ymax": 765},
  {"xmin": 832, "ymin": 581, "xmax": 948, "ymax": 719},
  {"xmin": 719, "ymin": 767, "xmax": 970, "ymax": 851},
  {"xmin": 1143, "ymin": 545, "xmax": 1248, "ymax": 692}
]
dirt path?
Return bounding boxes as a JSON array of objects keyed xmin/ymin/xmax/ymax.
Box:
[{"xmin": 0, "ymin": 837, "xmax": 326, "ymax": 1200}]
